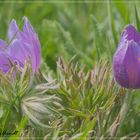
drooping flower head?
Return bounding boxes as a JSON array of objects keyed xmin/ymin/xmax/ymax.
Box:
[
  {"xmin": 113, "ymin": 25, "xmax": 140, "ymax": 89},
  {"xmin": 0, "ymin": 16, "xmax": 41, "ymax": 73}
]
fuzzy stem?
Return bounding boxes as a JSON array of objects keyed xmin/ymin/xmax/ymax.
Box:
[
  {"xmin": 113, "ymin": 91, "xmax": 132, "ymax": 137},
  {"xmin": 119, "ymin": 92, "xmax": 132, "ymax": 124}
]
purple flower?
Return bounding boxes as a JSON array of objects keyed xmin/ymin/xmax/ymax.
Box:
[
  {"xmin": 113, "ymin": 25, "xmax": 140, "ymax": 89},
  {"xmin": 0, "ymin": 16, "xmax": 41, "ymax": 73}
]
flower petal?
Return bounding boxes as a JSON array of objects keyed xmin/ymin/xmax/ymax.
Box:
[
  {"xmin": 0, "ymin": 39, "xmax": 6, "ymax": 49},
  {"xmin": 23, "ymin": 16, "xmax": 41, "ymax": 71},
  {"xmin": 123, "ymin": 41, "xmax": 140, "ymax": 88},
  {"xmin": 8, "ymin": 19, "xmax": 19, "ymax": 42},
  {"xmin": 23, "ymin": 16, "xmax": 34, "ymax": 34},
  {"xmin": 0, "ymin": 51, "xmax": 10, "ymax": 73},
  {"xmin": 113, "ymin": 40, "xmax": 140, "ymax": 89},
  {"xmin": 113, "ymin": 41, "xmax": 129, "ymax": 88},
  {"xmin": 8, "ymin": 39, "xmax": 30, "ymax": 67},
  {"xmin": 120, "ymin": 25, "xmax": 140, "ymax": 45}
]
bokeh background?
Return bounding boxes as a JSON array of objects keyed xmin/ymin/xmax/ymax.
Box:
[{"xmin": 0, "ymin": 1, "xmax": 135, "ymax": 71}]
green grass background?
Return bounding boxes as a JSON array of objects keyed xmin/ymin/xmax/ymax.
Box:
[{"xmin": 0, "ymin": 1, "xmax": 134, "ymax": 70}]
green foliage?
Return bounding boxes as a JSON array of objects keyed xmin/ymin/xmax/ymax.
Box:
[
  {"xmin": 0, "ymin": 57, "xmax": 126, "ymax": 139},
  {"xmin": 0, "ymin": 1, "xmax": 140, "ymax": 139},
  {"xmin": 53, "ymin": 57, "xmax": 120, "ymax": 139}
]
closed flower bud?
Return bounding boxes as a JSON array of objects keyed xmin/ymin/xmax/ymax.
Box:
[{"xmin": 113, "ymin": 25, "xmax": 140, "ymax": 89}]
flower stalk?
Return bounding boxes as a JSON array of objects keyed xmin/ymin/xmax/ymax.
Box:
[
  {"xmin": 110, "ymin": 91, "xmax": 132, "ymax": 137},
  {"xmin": 117, "ymin": 91, "xmax": 132, "ymax": 135}
]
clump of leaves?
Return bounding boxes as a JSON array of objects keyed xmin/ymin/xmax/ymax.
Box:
[
  {"xmin": 1, "ymin": 57, "xmax": 135, "ymax": 139},
  {"xmin": 37, "ymin": 57, "xmax": 126, "ymax": 139},
  {"xmin": 0, "ymin": 61, "xmax": 62, "ymax": 139}
]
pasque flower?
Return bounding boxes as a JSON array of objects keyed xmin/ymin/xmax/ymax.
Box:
[
  {"xmin": 113, "ymin": 25, "xmax": 140, "ymax": 89},
  {"xmin": 0, "ymin": 16, "xmax": 41, "ymax": 73}
]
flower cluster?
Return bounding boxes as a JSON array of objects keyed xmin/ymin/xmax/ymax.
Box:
[{"xmin": 0, "ymin": 17, "xmax": 41, "ymax": 73}]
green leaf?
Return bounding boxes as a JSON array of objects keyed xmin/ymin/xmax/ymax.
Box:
[
  {"xmin": 107, "ymin": 0, "xmax": 118, "ymax": 46},
  {"xmin": 71, "ymin": 117, "xmax": 96, "ymax": 140},
  {"xmin": 135, "ymin": 5, "xmax": 140, "ymax": 32},
  {"xmin": 8, "ymin": 117, "xmax": 28, "ymax": 140},
  {"xmin": 115, "ymin": 1, "xmax": 130, "ymax": 24}
]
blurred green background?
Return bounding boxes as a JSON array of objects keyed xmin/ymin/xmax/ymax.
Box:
[{"xmin": 0, "ymin": 1, "xmax": 136, "ymax": 71}]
